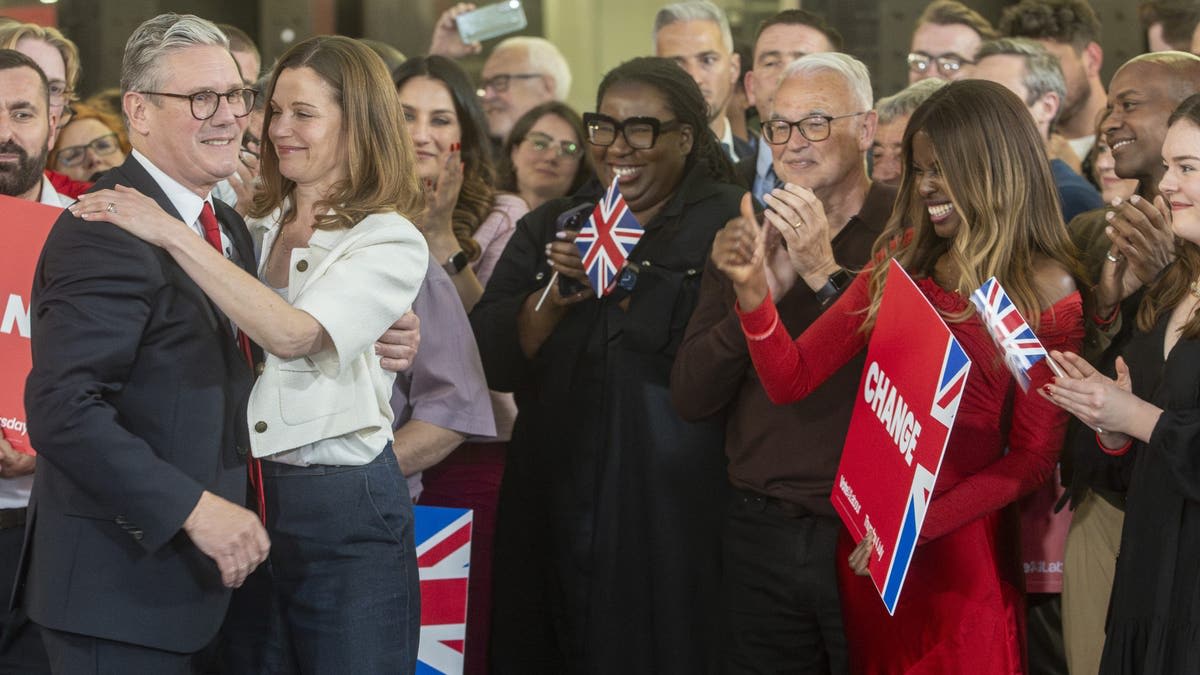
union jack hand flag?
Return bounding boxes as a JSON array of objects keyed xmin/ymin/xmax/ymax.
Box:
[
  {"xmin": 415, "ymin": 506, "xmax": 473, "ymax": 675},
  {"xmin": 970, "ymin": 277, "xmax": 1048, "ymax": 391},
  {"xmin": 574, "ymin": 177, "xmax": 644, "ymax": 296}
]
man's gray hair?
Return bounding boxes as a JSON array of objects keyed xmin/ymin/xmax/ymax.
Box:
[
  {"xmin": 975, "ymin": 37, "xmax": 1066, "ymax": 112},
  {"xmin": 779, "ymin": 52, "xmax": 873, "ymax": 113},
  {"xmin": 492, "ymin": 36, "xmax": 571, "ymax": 101},
  {"xmin": 653, "ymin": 1, "xmax": 733, "ymax": 53},
  {"xmin": 875, "ymin": 78, "xmax": 947, "ymax": 125},
  {"xmin": 121, "ymin": 14, "xmax": 229, "ymax": 96}
]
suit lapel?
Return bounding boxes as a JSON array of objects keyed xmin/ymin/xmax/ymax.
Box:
[{"xmin": 105, "ymin": 158, "xmax": 228, "ymax": 340}]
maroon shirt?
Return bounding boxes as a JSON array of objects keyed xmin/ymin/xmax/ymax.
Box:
[{"xmin": 670, "ymin": 181, "xmax": 897, "ymax": 517}]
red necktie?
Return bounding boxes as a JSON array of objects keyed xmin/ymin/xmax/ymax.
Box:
[{"xmin": 199, "ymin": 202, "xmax": 266, "ymax": 523}]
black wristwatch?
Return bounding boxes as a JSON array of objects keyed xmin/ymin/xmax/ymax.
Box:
[
  {"xmin": 443, "ymin": 250, "xmax": 468, "ymax": 276},
  {"xmin": 815, "ymin": 267, "xmax": 853, "ymax": 306}
]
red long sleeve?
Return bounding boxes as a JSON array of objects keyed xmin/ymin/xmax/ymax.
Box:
[
  {"xmin": 919, "ymin": 292, "xmax": 1083, "ymax": 542},
  {"xmin": 739, "ymin": 271, "xmax": 1084, "ymax": 545},
  {"xmin": 737, "ymin": 272, "xmax": 871, "ymax": 405}
]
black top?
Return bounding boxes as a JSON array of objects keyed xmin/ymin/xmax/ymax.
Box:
[
  {"xmin": 1099, "ymin": 312, "xmax": 1200, "ymax": 674},
  {"xmin": 472, "ymin": 165, "xmax": 744, "ymax": 673}
]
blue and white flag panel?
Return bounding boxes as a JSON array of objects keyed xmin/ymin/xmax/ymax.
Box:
[{"xmin": 970, "ymin": 277, "xmax": 1049, "ymax": 392}]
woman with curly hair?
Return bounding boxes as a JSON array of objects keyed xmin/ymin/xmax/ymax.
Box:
[
  {"xmin": 473, "ymin": 56, "xmax": 741, "ymax": 673},
  {"xmin": 395, "ymin": 55, "xmax": 528, "ymax": 312},
  {"xmin": 394, "ymin": 54, "xmax": 528, "ymax": 675}
]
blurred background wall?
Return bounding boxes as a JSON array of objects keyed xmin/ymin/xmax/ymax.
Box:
[{"xmin": 4, "ymin": 0, "xmax": 1147, "ymax": 114}]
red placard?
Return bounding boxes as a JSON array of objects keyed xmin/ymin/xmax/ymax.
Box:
[
  {"xmin": 831, "ymin": 259, "xmax": 970, "ymax": 614},
  {"xmin": 0, "ymin": 194, "xmax": 62, "ymax": 455}
]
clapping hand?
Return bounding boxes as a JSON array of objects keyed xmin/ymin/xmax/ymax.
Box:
[
  {"xmin": 1104, "ymin": 195, "xmax": 1176, "ymax": 290},
  {"xmin": 1042, "ymin": 350, "xmax": 1159, "ymax": 447},
  {"xmin": 712, "ymin": 194, "xmax": 769, "ymax": 310}
]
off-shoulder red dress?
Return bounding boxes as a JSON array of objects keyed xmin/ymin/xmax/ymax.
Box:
[{"xmin": 738, "ymin": 272, "xmax": 1083, "ymax": 674}]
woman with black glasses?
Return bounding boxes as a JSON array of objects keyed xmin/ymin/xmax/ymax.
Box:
[
  {"xmin": 48, "ymin": 101, "xmax": 129, "ymax": 183},
  {"xmin": 472, "ymin": 56, "xmax": 742, "ymax": 673},
  {"xmin": 497, "ymin": 100, "xmax": 596, "ymax": 212}
]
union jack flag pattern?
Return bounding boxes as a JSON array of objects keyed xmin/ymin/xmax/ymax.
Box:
[
  {"xmin": 970, "ymin": 277, "xmax": 1048, "ymax": 391},
  {"xmin": 415, "ymin": 506, "xmax": 473, "ymax": 675},
  {"xmin": 574, "ymin": 176, "xmax": 644, "ymax": 296}
]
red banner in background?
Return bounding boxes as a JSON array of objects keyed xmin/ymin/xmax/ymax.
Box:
[
  {"xmin": 831, "ymin": 260, "xmax": 971, "ymax": 615},
  {"xmin": 0, "ymin": 194, "xmax": 62, "ymax": 455}
]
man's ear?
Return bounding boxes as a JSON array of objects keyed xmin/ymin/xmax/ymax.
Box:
[
  {"xmin": 125, "ymin": 91, "xmax": 151, "ymax": 137},
  {"xmin": 1082, "ymin": 42, "xmax": 1103, "ymax": 80},
  {"xmin": 1033, "ymin": 91, "xmax": 1060, "ymax": 135},
  {"xmin": 728, "ymin": 50, "xmax": 741, "ymax": 88},
  {"xmin": 45, "ymin": 110, "xmax": 59, "ymax": 151},
  {"xmin": 677, "ymin": 122, "xmax": 694, "ymax": 157},
  {"xmin": 858, "ymin": 110, "xmax": 878, "ymax": 152},
  {"xmin": 744, "ymin": 69, "xmax": 757, "ymax": 108}
]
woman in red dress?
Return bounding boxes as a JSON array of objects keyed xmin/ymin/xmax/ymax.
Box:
[{"xmin": 713, "ymin": 79, "xmax": 1084, "ymax": 673}]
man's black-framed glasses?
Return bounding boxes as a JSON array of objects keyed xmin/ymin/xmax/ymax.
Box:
[
  {"xmin": 478, "ymin": 73, "xmax": 542, "ymax": 95},
  {"xmin": 56, "ymin": 133, "xmax": 121, "ymax": 167},
  {"xmin": 525, "ymin": 131, "xmax": 582, "ymax": 158},
  {"xmin": 761, "ymin": 111, "xmax": 867, "ymax": 145},
  {"xmin": 583, "ymin": 112, "xmax": 682, "ymax": 150},
  {"xmin": 138, "ymin": 88, "xmax": 257, "ymax": 121},
  {"xmin": 906, "ymin": 52, "xmax": 972, "ymax": 77}
]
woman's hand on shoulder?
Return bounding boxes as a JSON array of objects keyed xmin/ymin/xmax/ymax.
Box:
[{"xmin": 69, "ymin": 185, "xmax": 190, "ymax": 249}]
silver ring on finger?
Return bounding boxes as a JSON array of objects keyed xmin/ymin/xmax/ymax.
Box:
[
  {"xmin": 1105, "ymin": 251, "xmax": 1122, "ymax": 263},
  {"xmin": 1095, "ymin": 426, "xmax": 1104, "ymax": 434},
  {"xmin": 106, "ymin": 202, "xmax": 117, "ymax": 214}
]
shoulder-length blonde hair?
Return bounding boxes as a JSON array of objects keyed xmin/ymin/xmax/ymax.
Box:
[
  {"xmin": 864, "ymin": 79, "xmax": 1078, "ymax": 332},
  {"xmin": 250, "ymin": 35, "xmax": 423, "ymax": 230},
  {"xmin": 1139, "ymin": 94, "xmax": 1200, "ymax": 338}
]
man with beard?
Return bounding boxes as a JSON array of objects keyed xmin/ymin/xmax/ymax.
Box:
[
  {"xmin": 0, "ymin": 48, "xmax": 69, "ymax": 675},
  {"xmin": 654, "ymin": 1, "xmax": 752, "ymax": 162},
  {"xmin": 1000, "ymin": 0, "xmax": 1108, "ymax": 163},
  {"xmin": 1059, "ymin": 51, "xmax": 1200, "ymax": 675}
]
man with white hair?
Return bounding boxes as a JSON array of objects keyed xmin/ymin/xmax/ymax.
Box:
[
  {"xmin": 673, "ymin": 52, "xmax": 896, "ymax": 673},
  {"xmin": 654, "ymin": 1, "xmax": 751, "ymax": 161},
  {"xmin": 478, "ymin": 36, "xmax": 571, "ymax": 142}
]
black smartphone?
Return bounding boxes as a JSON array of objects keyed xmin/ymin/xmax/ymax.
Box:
[{"xmin": 554, "ymin": 202, "xmax": 592, "ymax": 297}]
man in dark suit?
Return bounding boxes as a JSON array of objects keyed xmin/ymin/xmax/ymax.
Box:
[{"xmin": 20, "ymin": 14, "xmax": 270, "ymax": 672}]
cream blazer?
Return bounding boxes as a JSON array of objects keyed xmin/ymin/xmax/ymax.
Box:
[{"xmin": 245, "ymin": 208, "xmax": 428, "ymax": 465}]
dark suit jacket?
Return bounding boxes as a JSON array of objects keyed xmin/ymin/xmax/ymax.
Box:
[
  {"xmin": 733, "ymin": 155, "xmax": 755, "ymax": 192},
  {"xmin": 19, "ymin": 156, "xmax": 257, "ymax": 652},
  {"xmin": 732, "ymin": 134, "xmax": 754, "ymax": 163}
]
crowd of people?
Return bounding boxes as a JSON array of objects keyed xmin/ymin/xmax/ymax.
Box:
[{"xmin": 0, "ymin": 0, "xmax": 1198, "ymax": 674}]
